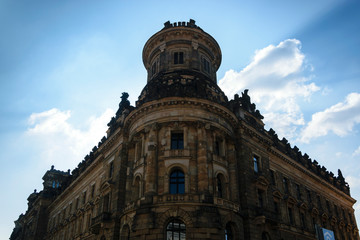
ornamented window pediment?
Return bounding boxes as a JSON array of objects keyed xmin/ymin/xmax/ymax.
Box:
[
  {"xmin": 299, "ymin": 202, "xmax": 308, "ymax": 210},
  {"xmin": 100, "ymin": 180, "xmax": 114, "ymax": 194},
  {"xmin": 272, "ymin": 190, "xmax": 283, "ymax": 200},
  {"xmin": 321, "ymin": 213, "xmax": 328, "ymax": 222},
  {"xmin": 285, "ymin": 195, "xmax": 297, "ymax": 206},
  {"xmin": 69, "ymin": 214, "xmax": 76, "ymax": 221},
  {"xmin": 85, "ymin": 202, "xmax": 94, "ymax": 211},
  {"xmin": 76, "ymin": 209, "xmax": 84, "ymax": 216},
  {"xmin": 346, "ymin": 223, "xmax": 353, "ymax": 232},
  {"xmin": 339, "ymin": 220, "xmax": 345, "ymax": 229},
  {"xmin": 311, "ymin": 207, "xmax": 319, "ymax": 216},
  {"xmin": 331, "ymin": 215, "xmax": 337, "ymax": 223},
  {"xmin": 254, "ymin": 175, "xmax": 269, "ymax": 191}
]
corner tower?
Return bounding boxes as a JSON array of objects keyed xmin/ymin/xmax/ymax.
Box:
[{"xmin": 137, "ymin": 19, "xmax": 227, "ymax": 106}]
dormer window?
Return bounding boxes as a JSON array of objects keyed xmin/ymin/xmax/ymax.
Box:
[{"xmin": 174, "ymin": 52, "xmax": 184, "ymax": 64}]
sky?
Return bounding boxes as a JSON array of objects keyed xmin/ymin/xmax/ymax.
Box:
[{"xmin": 0, "ymin": 0, "xmax": 359, "ymax": 238}]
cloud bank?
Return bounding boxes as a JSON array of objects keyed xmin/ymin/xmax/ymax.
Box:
[
  {"xmin": 26, "ymin": 108, "xmax": 114, "ymax": 170},
  {"xmin": 219, "ymin": 39, "xmax": 319, "ymax": 139},
  {"xmin": 300, "ymin": 92, "xmax": 360, "ymax": 143}
]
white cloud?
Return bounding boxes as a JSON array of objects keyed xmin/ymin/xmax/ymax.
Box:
[
  {"xmin": 346, "ymin": 175, "xmax": 360, "ymax": 188},
  {"xmin": 300, "ymin": 92, "xmax": 360, "ymax": 143},
  {"xmin": 26, "ymin": 108, "xmax": 114, "ymax": 170},
  {"xmin": 353, "ymin": 146, "xmax": 360, "ymax": 157},
  {"xmin": 219, "ymin": 39, "xmax": 319, "ymax": 139}
]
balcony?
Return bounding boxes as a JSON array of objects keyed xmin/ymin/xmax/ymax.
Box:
[
  {"xmin": 123, "ymin": 194, "xmax": 240, "ymax": 214},
  {"xmin": 89, "ymin": 212, "xmax": 111, "ymax": 234},
  {"xmin": 163, "ymin": 149, "xmax": 190, "ymax": 158},
  {"xmin": 254, "ymin": 207, "xmax": 279, "ymax": 225}
]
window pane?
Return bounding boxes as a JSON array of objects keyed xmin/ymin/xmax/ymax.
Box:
[
  {"xmin": 180, "ymin": 232, "xmax": 186, "ymax": 240},
  {"xmin": 178, "ymin": 183, "xmax": 184, "ymax": 194},
  {"xmin": 254, "ymin": 156, "xmax": 259, "ymax": 173},
  {"xmin": 225, "ymin": 223, "xmax": 233, "ymax": 240},
  {"xmin": 171, "ymin": 132, "xmax": 184, "ymax": 149},
  {"xmin": 167, "ymin": 220, "xmax": 186, "ymax": 240},
  {"xmin": 170, "ymin": 184, "xmax": 177, "ymax": 194},
  {"xmin": 179, "ymin": 52, "xmax": 184, "ymax": 64},
  {"xmin": 170, "ymin": 170, "xmax": 185, "ymax": 194},
  {"xmin": 174, "ymin": 52, "xmax": 178, "ymax": 64}
]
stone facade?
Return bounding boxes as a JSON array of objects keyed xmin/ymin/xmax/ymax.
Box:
[{"xmin": 11, "ymin": 19, "xmax": 359, "ymax": 240}]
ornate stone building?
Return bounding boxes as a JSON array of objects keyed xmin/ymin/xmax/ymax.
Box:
[{"xmin": 11, "ymin": 19, "xmax": 359, "ymax": 240}]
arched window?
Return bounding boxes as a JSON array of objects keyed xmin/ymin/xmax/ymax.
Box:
[
  {"xmin": 217, "ymin": 175, "xmax": 223, "ymax": 198},
  {"xmin": 225, "ymin": 223, "xmax": 233, "ymax": 240},
  {"xmin": 166, "ymin": 219, "xmax": 186, "ymax": 240},
  {"xmin": 120, "ymin": 225, "xmax": 130, "ymax": 240},
  {"xmin": 217, "ymin": 174, "xmax": 227, "ymax": 198},
  {"xmin": 170, "ymin": 170, "xmax": 185, "ymax": 194},
  {"xmin": 134, "ymin": 176, "xmax": 141, "ymax": 200},
  {"xmin": 262, "ymin": 232, "xmax": 271, "ymax": 240}
]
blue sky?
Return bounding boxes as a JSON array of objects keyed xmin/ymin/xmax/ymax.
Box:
[{"xmin": 1, "ymin": 0, "xmax": 359, "ymax": 238}]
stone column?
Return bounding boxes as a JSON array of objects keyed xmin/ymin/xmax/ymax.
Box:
[
  {"xmin": 227, "ymin": 142, "xmax": 238, "ymax": 201},
  {"xmin": 196, "ymin": 122, "xmax": 209, "ymax": 194},
  {"xmin": 144, "ymin": 123, "xmax": 158, "ymax": 196}
]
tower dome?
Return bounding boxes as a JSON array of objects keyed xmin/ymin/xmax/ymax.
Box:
[
  {"xmin": 137, "ymin": 19, "xmax": 227, "ymax": 107},
  {"xmin": 143, "ymin": 19, "xmax": 221, "ymax": 83}
]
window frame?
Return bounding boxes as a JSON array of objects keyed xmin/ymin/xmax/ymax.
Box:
[
  {"xmin": 201, "ymin": 56, "xmax": 211, "ymax": 74},
  {"xmin": 109, "ymin": 161, "xmax": 114, "ymax": 178},
  {"xmin": 169, "ymin": 169, "xmax": 185, "ymax": 194},
  {"xmin": 166, "ymin": 219, "xmax": 186, "ymax": 240},
  {"xmin": 288, "ymin": 207, "xmax": 294, "ymax": 225},
  {"xmin": 283, "ymin": 177, "xmax": 289, "ymax": 194},
  {"xmin": 174, "ymin": 52, "xmax": 184, "ymax": 65},
  {"xmin": 171, "ymin": 132, "xmax": 184, "ymax": 150},
  {"xmin": 253, "ymin": 155, "xmax": 260, "ymax": 173},
  {"xmin": 225, "ymin": 222, "xmax": 234, "ymax": 240}
]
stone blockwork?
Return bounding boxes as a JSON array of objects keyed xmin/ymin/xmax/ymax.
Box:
[{"xmin": 11, "ymin": 19, "xmax": 359, "ymax": 240}]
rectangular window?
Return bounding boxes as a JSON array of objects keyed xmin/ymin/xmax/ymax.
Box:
[
  {"xmin": 270, "ymin": 170, "xmax": 276, "ymax": 185},
  {"xmin": 335, "ymin": 205, "xmax": 339, "ymax": 218},
  {"xmin": 202, "ymin": 57, "xmax": 210, "ymax": 73},
  {"xmin": 83, "ymin": 191, "xmax": 87, "ymax": 205},
  {"xmin": 109, "ymin": 162, "xmax": 114, "ymax": 178},
  {"xmin": 306, "ymin": 189, "xmax": 311, "ymax": 203},
  {"xmin": 91, "ymin": 185, "xmax": 95, "ymax": 198},
  {"xmin": 103, "ymin": 194, "xmax": 110, "ymax": 212},
  {"xmin": 274, "ymin": 201, "xmax": 279, "ymax": 215},
  {"xmin": 151, "ymin": 62, "xmax": 157, "ymax": 76},
  {"xmin": 288, "ymin": 207, "xmax": 294, "ymax": 225},
  {"xmin": 253, "ymin": 156, "xmax": 259, "ymax": 173},
  {"xmin": 301, "ymin": 212, "xmax": 306, "ymax": 228},
  {"xmin": 174, "ymin": 52, "xmax": 184, "ymax": 64},
  {"xmin": 283, "ymin": 177, "xmax": 289, "ymax": 194},
  {"xmin": 349, "ymin": 212, "xmax": 353, "ymax": 224},
  {"xmin": 295, "ymin": 184, "xmax": 301, "ymax": 200},
  {"xmin": 214, "ymin": 138, "xmax": 222, "ymax": 156},
  {"xmin": 136, "ymin": 140, "xmax": 143, "ymax": 160},
  {"xmin": 171, "ymin": 132, "xmax": 184, "ymax": 149},
  {"xmin": 317, "ymin": 195, "xmax": 322, "ymax": 209},
  {"xmin": 258, "ymin": 189, "xmax": 264, "ymax": 208},
  {"xmin": 326, "ymin": 200, "xmax": 331, "ymax": 212}
]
